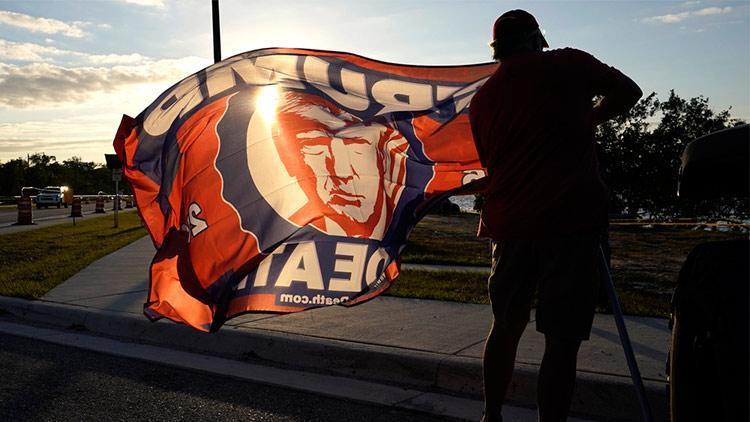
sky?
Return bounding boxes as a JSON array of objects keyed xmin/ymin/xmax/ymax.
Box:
[{"xmin": 0, "ymin": 0, "xmax": 748, "ymax": 164}]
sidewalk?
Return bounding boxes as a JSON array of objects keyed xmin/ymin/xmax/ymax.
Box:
[{"xmin": 0, "ymin": 235, "xmax": 669, "ymax": 421}]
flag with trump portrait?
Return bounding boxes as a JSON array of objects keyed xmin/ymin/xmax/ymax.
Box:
[{"xmin": 114, "ymin": 48, "xmax": 496, "ymax": 332}]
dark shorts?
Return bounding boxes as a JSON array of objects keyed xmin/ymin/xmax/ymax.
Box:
[{"xmin": 488, "ymin": 231, "xmax": 601, "ymax": 340}]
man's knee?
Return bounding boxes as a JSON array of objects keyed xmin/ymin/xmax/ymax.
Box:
[
  {"xmin": 491, "ymin": 311, "xmax": 529, "ymax": 340},
  {"xmin": 543, "ymin": 334, "xmax": 582, "ymax": 360}
]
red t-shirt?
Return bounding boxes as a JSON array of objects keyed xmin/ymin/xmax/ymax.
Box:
[{"xmin": 469, "ymin": 48, "xmax": 631, "ymax": 240}]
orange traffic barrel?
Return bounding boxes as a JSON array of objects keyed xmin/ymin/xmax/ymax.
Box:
[
  {"xmin": 112, "ymin": 196, "xmax": 121, "ymax": 211},
  {"xmin": 125, "ymin": 197, "xmax": 133, "ymax": 208},
  {"xmin": 70, "ymin": 197, "xmax": 82, "ymax": 217},
  {"xmin": 16, "ymin": 197, "xmax": 33, "ymax": 225},
  {"xmin": 95, "ymin": 196, "xmax": 106, "ymax": 213}
]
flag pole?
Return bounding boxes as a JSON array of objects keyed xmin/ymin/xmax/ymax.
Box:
[
  {"xmin": 599, "ymin": 245, "xmax": 653, "ymax": 422},
  {"xmin": 212, "ymin": 0, "xmax": 221, "ymax": 63}
]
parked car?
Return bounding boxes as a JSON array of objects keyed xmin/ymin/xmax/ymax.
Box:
[{"xmin": 35, "ymin": 186, "xmax": 69, "ymax": 209}]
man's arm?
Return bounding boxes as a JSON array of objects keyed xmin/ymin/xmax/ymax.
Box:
[{"xmin": 587, "ymin": 54, "xmax": 643, "ymax": 125}]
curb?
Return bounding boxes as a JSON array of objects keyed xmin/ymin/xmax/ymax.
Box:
[{"xmin": 0, "ymin": 296, "xmax": 666, "ymax": 421}]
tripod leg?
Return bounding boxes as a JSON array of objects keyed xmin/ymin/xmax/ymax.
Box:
[{"xmin": 599, "ymin": 245, "xmax": 653, "ymax": 422}]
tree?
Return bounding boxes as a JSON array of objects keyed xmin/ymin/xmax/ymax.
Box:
[
  {"xmin": 0, "ymin": 153, "xmax": 129, "ymax": 197},
  {"xmin": 25, "ymin": 153, "xmax": 58, "ymax": 189},
  {"xmin": 596, "ymin": 92, "xmax": 660, "ymax": 215},
  {"xmin": 0, "ymin": 158, "xmax": 28, "ymax": 196},
  {"xmin": 596, "ymin": 90, "xmax": 745, "ymax": 219},
  {"xmin": 61, "ymin": 156, "xmax": 99, "ymax": 195}
]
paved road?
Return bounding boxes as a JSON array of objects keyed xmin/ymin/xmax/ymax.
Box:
[
  {"xmin": 0, "ymin": 202, "xmax": 105, "ymax": 225},
  {"xmin": 0, "ymin": 333, "xmax": 449, "ymax": 422}
]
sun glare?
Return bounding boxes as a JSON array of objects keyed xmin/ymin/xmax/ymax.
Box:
[{"xmin": 256, "ymin": 84, "xmax": 280, "ymax": 122}]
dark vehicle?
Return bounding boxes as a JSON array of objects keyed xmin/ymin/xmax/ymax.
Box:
[
  {"xmin": 668, "ymin": 124, "xmax": 749, "ymax": 422},
  {"xmin": 20, "ymin": 186, "xmax": 39, "ymax": 198}
]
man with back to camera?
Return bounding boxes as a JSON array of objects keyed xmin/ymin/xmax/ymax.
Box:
[{"xmin": 469, "ymin": 9, "xmax": 642, "ymax": 422}]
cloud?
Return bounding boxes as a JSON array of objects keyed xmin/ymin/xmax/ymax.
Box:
[
  {"xmin": 693, "ymin": 6, "xmax": 732, "ymax": 17},
  {"xmin": 0, "ymin": 39, "xmax": 63, "ymax": 62},
  {"xmin": 643, "ymin": 6, "xmax": 733, "ymax": 24},
  {"xmin": 0, "ymin": 56, "xmax": 206, "ymax": 108},
  {"xmin": 0, "ymin": 138, "xmax": 110, "ymax": 154},
  {"xmin": 0, "ymin": 39, "xmax": 148, "ymax": 65},
  {"xmin": 0, "ymin": 114, "xmax": 116, "ymax": 140},
  {"xmin": 0, "ymin": 137, "xmax": 115, "ymax": 163},
  {"xmin": 0, "ymin": 10, "xmax": 89, "ymax": 38},
  {"xmin": 86, "ymin": 53, "xmax": 148, "ymax": 65},
  {"xmin": 121, "ymin": 0, "xmax": 166, "ymax": 9},
  {"xmin": 0, "ymin": 113, "xmax": 120, "ymax": 162}
]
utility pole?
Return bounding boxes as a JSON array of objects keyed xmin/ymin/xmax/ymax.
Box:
[{"xmin": 212, "ymin": 0, "xmax": 221, "ymax": 63}]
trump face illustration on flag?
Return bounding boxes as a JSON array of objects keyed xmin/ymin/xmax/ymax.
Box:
[{"xmin": 271, "ymin": 91, "xmax": 407, "ymax": 239}]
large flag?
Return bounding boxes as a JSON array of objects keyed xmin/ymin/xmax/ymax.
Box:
[{"xmin": 114, "ymin": 48, "xmax": 496, "ymax": 332}]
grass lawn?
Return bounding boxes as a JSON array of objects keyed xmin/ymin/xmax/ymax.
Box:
[
  {"xmin": 0, "ymin": 213, "xmax": 147, "ymax": 299},
  {"xmin": 385, "ymin": 268, "xmax": 676, "ymax": 317},
  {"xmin": 387, "ymin": 270, "xmax": 488, "ymax": 305},
  {"xmin": 402, "ymin": 214, "xmax": 491, "ymax": 266},
  {"xmin": 1, "ymin": 207, "xmax": 744, "ymax": 318},
  {"xmin": 398, "ymin": 213, "xmax": 748, "ymax": 317}
]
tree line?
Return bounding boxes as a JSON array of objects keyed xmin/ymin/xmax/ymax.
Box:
[
  {"xmin": 1, "ymin": 90, "xmax": 746, "ymax": 218},
  {"xmin": 596, "ymin": 90, "xmax": 746, "ymax": 219},
  {"xmin": 0, "ymin": 154, "xmax": 128, "ymax": 198}
]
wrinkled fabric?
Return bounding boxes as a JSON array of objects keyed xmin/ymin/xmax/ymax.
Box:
[{"xmin": 115, "ymin": 48, "xmax": 495, "ymax": 331}]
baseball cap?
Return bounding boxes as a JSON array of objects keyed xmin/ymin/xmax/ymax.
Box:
[{"xmin": 491, "ymin": 9, "xmax": 549, "ymax": 48}]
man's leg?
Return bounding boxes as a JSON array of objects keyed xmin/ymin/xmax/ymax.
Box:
[
  {"xmin": 483, "ymin": 240, "xmax": 535, "ymax": 422},
  {"xmin": 483, "ymin": 315, "xmax": 529, "ymax": 422},
  {"xmin": 534, "ymin": 232, "xmax": 600, "ymax": 421},
  {"xmin": 537, "ymin": 335, "xmax": 582, "ymax": 422}
]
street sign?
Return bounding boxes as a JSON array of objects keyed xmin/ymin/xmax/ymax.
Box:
[
  {"xmin": 112, "ymin": 169, "xmax": 122, "ymax": 182},
  {"xmin": 104, "ymin": 154, "xmax": 122, "ymax": 169}
]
